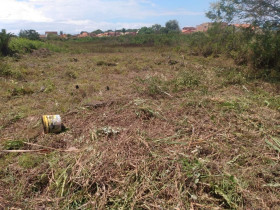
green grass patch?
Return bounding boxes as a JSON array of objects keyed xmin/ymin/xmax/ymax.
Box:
[
  {"xmin": 18, "ymin": 154, "xmax": 44, "ymax": 169},
  {"xmin": 3, "ymin": 140, "xmax": 24, "ymax": 150},
  {"xmin": 9, "ymin": 38, "xmax": 65, "ymax": 54}
]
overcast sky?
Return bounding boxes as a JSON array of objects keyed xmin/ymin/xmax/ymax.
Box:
[{"xmin": 0, "ymin": 0, "xmax": 213, "ymax": 35}]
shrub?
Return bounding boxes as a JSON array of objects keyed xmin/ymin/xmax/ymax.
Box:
[
  {"xmin": 10, "ymin": 86, "xmax": 34, "ymax": 96},
  {"xmin": 9, "ymin": 38, "xmax": 43, "ymax": 54},
  {"xmin": 188, "ymin": 23, "xmax": 280, "ymax": 74},
  {"xmin": 249, "ymin": 30, "xmax": 280, "ymax": 69},
  {"xmin": 171, "ymin": 71, "xmax": 200, "ymax": 92}
]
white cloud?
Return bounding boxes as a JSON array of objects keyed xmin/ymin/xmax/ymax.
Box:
[
  {"xmin": 60, "ymin": 19, "xmax": 91, "ymax": 26},
  {"xmin": 0, "ymin": 0, "xmax": 52, "ymax": 22},
  {"xmin": 0, "ymin": 0, "xmax": 204, "ymax": 33}
]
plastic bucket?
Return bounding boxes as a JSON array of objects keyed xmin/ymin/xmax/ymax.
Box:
[{"xmin": 42, "ymin": 115, "xmax": 62, "ymax": 134}]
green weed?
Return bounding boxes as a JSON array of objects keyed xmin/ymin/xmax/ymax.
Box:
[
  {"xmin": 135, "ymin": 106, "xmax": 158, "ymax": 120},
  {"xmin": 3, "ymin": 140, "xmax": 24, "ymax": 150},
  {"xmin": 10, "ymin": 86, "xmax": 34, "ymax": 96},
  {"xmin": 0, "ymin": 61, "xmax": 23, "ymax": 79},
  {"xmin": 211, "ymin": 175, "xmax": 243, "ymax": 209},
  {"xmin": 18, "ymin": 154, "xmax": 44, "ymax": 169},
  {"xmin": 266, "ymin": 137, "xmax": 280, "ymax": 152},
  {"xmin": 171, "ymin": 71, "xmax": 200, "ymax": 92}
]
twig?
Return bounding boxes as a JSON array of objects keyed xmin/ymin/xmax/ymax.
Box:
[
  {"xmin": 242, "ymin": 85, "xmax": 249, "ymax": 92},
  {"xmin": 192, "ymin": 203, "xmax": 221, "ymax": 209},
  {"xmin": 158, "ymin": 86, "xmax": 173, "ymax": 98},
  {"xmin": 162, "ymin": 90, "xmax": 173, "ymax": 98}
]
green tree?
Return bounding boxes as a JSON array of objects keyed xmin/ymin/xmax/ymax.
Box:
[
  {"xmin": 126, "ymin": 29, "xmax": 137, "ymax": 32},
  {"xmin": 92, "ymin": 29, "xmax": 103, "ymax": 34},
  {"xmin": 19, "ymin": 29, "xmax": 40, "ymax": 40},
  {"xmin": 0, "ymin": 29, "xmax": 13, "ymax": 56},
  {"xmin": 151, "ymin": 24, "xmax": 162, "ymax": 33},
  {"xmin": 160, "ymin": 27, "xmax": 169, "ymax": 34},
  {"xmin": 206, "ymin": 0, "xmax": 280, "ymax": 28},
  {"xmin": 165, "ymin": 20, "xmax": 180, "ymax": 32},
  {"xmin": 138, "ymin": 27, "xmax": 153, "ymax": 34},
  {"xmin": 122, "ymin": 28, "xmax": 126, "ymax": 33}
]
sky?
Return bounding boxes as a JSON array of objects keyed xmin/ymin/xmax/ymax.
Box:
[{"xmin": 0, "ymin": 0, "xmax": 214, "ymax": 35}]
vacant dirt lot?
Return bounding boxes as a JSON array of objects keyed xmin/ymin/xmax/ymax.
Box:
[{"xmin": 0, "ymin": 44, "xmax": 280, "ymax": 209}]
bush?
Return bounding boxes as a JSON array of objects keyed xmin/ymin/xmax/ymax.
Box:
[
  {"xmin": 188, "ymin": 23, "xmax": 280, "ymax": 73},
  {"xmin": 249, "ymin": 30, "xmax": 280, "ymax": 69},
  {"xmin": 9, "ymin": 38, "xmax": 64, "ymax": 54},
  {"xmin": 9, "ymin": 38, "xmax": 43, "ymax": 53},
  {"xmin": 68, "ymin": 33, "xmax": 190, "ymax": 47}
]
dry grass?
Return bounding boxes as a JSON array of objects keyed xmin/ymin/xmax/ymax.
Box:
[{"xmin": 0, "ymin": 43, "xmax": 280, "ymax": 209}]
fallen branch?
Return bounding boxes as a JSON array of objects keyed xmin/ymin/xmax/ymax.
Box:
[
  {"xmin": 1, "ymin": 149, "xmax": 50, "ymax": 153},
  {"xmin": 1, "ymin": 147, "xmax": 79, "ymax": 153}
]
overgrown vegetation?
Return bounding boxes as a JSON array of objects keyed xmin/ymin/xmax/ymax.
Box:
[
  {"xmin": 188, "ymin": 23, "xmax": 280, "ymax": 73},
  {"xmin": 9, "ymin": 38, "xmax": 64, "ymax": 54},
  {"xmin": 0, "ymin": 2, "xmax": 279, "ymax": 206},
  {"xmin": 0, "ymin": 40, "xmax": 279, "ymax": 208}
]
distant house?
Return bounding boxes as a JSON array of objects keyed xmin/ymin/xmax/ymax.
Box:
[
  {"xmin": 45, "ymin": 31, "xmax": 58, "ymax": 37},
  {"xmin": 39, "ymin": 34, "xmax": 46, "ymax": 39},
  {"xmin": 107, "ymin": 32, "xmax": 115, "ymax": 37},
  {"xmin": 196, "ymin": 23, "xmax": 212, "ymax": 32},
  {"xmin": 106, "ymin": 32, "xmax": 121, "ymax": 37},
  {"xmin": 182, "ymin": 27, "xmax": 196, "ymax": 34},
  {"xmin": 78, "ymin": 32, "xmax": 89, "ymax": 38},
  {"xmin": 96, "ymin": 33, "xmax": 105, "ymax": 37},
  {"xmin": 60, "ymin": 34, "xmax": 67, "ymax": 38},
  {"xmin": 89, "ymin": 33, "xmax": 97, "ymax": 37}
]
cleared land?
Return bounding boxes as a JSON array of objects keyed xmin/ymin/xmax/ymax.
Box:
[{"xmin": 0, "ymin": 43, "xmax": 280, "ymax": 209}]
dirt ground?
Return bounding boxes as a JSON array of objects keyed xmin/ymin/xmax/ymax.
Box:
[{"xmin": 0, "ymin": 44, "xmax": 280, "ymax": 209}]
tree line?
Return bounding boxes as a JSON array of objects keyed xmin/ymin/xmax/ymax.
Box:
[
  {"xmin": 1, "ymin": 0, "xmax": 279, "ymax": 74},
  {"xmin": 15, "ymin": 19, "xmax": 181, "ymax": 40}
]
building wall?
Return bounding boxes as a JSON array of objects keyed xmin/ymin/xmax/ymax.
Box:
[
  {"xmin": 45, "ymin": 32, "xmax": 58, "ymax": 37},
  {"xmin": 182, "ymin": 27, "xmax": 196, "ymax": 34},
  {"xmin": 196, "ymin": 23, "xmax": 211, "ymax": 32}
]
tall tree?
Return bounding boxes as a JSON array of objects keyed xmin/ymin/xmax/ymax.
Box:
[
  {"xmin": 165, "ymin": 20, "xmax": 180, "ymax": 32},
  {"xmin": 206, "ymin": 0, "xmax": 280, "ymax": 27},
  {"xmin": 19, "ymin": 29, "xmax": 40, "ymax": 40},
  {"xmin": 151, "ymin": 24, "xmax": 162, "ymax": 33}
]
